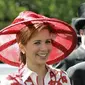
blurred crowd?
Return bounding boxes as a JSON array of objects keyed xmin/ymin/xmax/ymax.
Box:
[{"xmin": 53, "ymin": 2, "xmax": 85, "ymax": 85}]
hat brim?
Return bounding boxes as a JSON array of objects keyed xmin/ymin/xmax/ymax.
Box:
[
  {"xmin": 0, "ymin": 18, "xmax": 77, "ymax": 67},
  {"xmin": 72, "ymin": 18, "xmax": 85, "ymax": 30}
]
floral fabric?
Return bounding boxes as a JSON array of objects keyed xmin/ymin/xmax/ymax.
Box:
[{"xmin": 1, "ymin": 64, "xmax": 71, "ymax": 85}]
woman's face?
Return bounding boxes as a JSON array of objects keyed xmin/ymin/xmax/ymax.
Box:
[{"xmin": 23, "ymin": 28, "xmax": 52, "ymax": 65}]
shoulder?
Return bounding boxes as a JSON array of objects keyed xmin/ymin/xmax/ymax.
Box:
[
  {"xmin": 51, "ymin": 67, "xmax": 67, "ymax": 77},
  {"xmin": 50, "ymin": 65, "xmax": 67, "ymax": 74},
  {"xmin": 0, "ymin": 73, "xmax": 22, "ymax": 85},
  {"xmin": 50, "ymin": 66, "xmax": 71, "ymax": 85}
]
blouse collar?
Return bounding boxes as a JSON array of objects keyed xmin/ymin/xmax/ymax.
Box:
[{"xmin": 19, "ymin": 64, "xmax": 53, "ymax": 83}]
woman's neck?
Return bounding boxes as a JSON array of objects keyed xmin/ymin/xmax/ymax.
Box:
[{"xmin": 27, "ymin": 62, "xmax": 47, "ymax": 77}]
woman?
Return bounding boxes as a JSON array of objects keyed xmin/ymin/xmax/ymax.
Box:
[{"xmin": 0, "ymin": 11, "xmax": 77, "ymax": 85}]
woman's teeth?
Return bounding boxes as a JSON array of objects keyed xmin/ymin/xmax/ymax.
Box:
[{"xmin": 38, "ymin": 54, "xmax": 47, "ymax": 57}]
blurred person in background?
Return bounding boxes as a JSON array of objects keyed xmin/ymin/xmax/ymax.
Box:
[
  {"xmin": 67, "ymin": 3, "xmax": 85, "ymax": 85},
  {"xmin": 67, "ymin": 61, "xmax": 85, "ymax": 85},
  {"xmin": 53, "ymin": 2, "xmax": 85, "ymax": 71}
]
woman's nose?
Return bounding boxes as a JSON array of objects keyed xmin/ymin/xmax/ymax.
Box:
[{"xmin": 40, "ymin": 44, "xmax": 48, "ymax": 51}]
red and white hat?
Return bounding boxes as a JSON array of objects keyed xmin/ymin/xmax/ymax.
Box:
[{"xmin": 0, "ymin": 11, "xmax": 77, "ymax": 67}]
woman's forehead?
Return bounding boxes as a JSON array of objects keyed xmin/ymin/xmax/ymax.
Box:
[{"xmin": 29, "ymin": 29, "xmax": 52, "ymax": 40}]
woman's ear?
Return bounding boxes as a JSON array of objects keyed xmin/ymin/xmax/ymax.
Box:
[{"xmin": 19, "ymin": 42, "xmax": 25, "ymax": 54}]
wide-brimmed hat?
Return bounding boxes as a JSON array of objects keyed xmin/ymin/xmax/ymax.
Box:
[{"xmin": 0, "ymin": 11, "xmax": 77, "ymax": 67}]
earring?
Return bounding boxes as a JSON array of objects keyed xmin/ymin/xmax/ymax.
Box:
[{"xmin": 22, "ymin": 51, "xmax": 25, "ymax": 54}]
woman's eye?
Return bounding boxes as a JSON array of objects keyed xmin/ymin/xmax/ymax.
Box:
[
  {"xmin": 34, "ymin": 41, "xmax": 41, "ymax": 45},
  {"xmin": 46, "ymin": 40, "xmax": 52, "ymax": 44}
]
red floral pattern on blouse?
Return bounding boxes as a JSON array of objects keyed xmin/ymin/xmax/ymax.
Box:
[{"xmin": 0, "ymin": 65, "xmax": 71, "ymax": 85}]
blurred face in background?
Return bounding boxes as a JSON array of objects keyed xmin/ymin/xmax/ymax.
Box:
[
  {"xmin": 80, "ymin": 29, "xmax": 85, "ymax": 35},
  {"xmin": 79, "ymin": 29, "xmax": 85, "ymax": 45}
]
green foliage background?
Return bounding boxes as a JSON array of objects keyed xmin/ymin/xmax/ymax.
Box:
[{"xmin": 0, "ymin": 0, "xmax": 85, "ymax": 29}]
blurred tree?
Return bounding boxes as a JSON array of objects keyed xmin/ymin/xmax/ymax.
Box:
[
  {"xmin": 0, "ymin": 0, "xmax": 85, "ymax": 29},
  {"xmin": 16, "ymin": 0, "xmax": 85, "ymax": 22},
  {"xmin": 0, "ymin": 0, "xmax": 27, "ymax": 29}
]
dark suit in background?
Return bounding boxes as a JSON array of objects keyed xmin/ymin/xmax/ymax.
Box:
[
  {"xmin": 53, "ymin": 45, "xmax": 85, "ymax": 71},
  {"xmin": 67, "ymin": 62, "xmax": 85, "ymax": 85}
]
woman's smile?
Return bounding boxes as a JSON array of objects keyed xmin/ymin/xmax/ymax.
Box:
[{"xmin": 37, "ymin": 52, "xmax": 49, "ymax": 59}]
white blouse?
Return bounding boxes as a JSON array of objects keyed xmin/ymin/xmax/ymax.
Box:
[{"xmin": 1, "ymin": 64, "xmax": 71, "ymax": 85}]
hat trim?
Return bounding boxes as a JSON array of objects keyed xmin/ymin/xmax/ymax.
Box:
[
  {"xmin": 0, "ymin": 39, "xmax": 16, "ymax": 51},
  {"xmin": 0, "ymin": 39, "xmax": 20, "ymax": 66},
  {"xmin": 47, "ymin": 32, "xmax": 77, "ymax": 64},
  {"xmin": 0, "ymin": 54, "xmax": 20, "ymax": 66},
  {"xmin": 0, "ymin": 18, "xmax": 72, "ymax": 33}
]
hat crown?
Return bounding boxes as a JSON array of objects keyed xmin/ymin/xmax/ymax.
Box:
[
  {"xmin": 12, "ymin": 11, "xmax": 46, "ymax": 24},
  {"xmin": 78, "ymin": 3, "xmax": 85, "ymax": 17}
]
